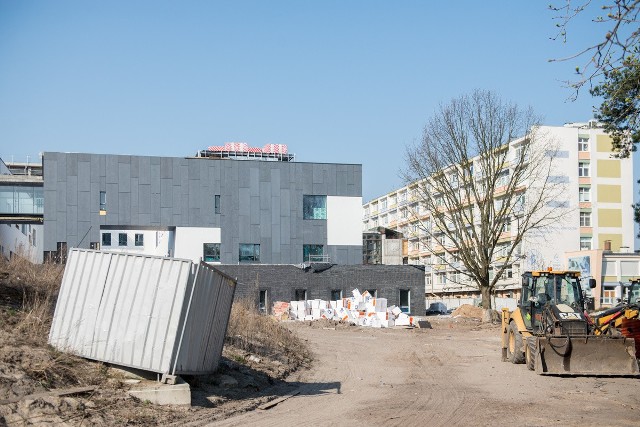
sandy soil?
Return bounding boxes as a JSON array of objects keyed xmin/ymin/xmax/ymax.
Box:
[{"xmin": 208, "ymin": 317, "xmax": 640, "ymax": 427}]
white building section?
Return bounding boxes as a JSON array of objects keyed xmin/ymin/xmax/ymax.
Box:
[
  {"xmin": 174, "ymin": 227, "xmax": 221, "ymax": 264},
  {"xmin": 327, "ymin": 196, "xmax": 363, "ymax": 246},
  {"xmin": 100, "ymin": 228, "xmax": 173, "ymax": 257},
  {"xmin": 99, "ymin": 226, "xmax": 222, "ymax": 264},
  {"xmin": 0, "ymin": 223, "xmax": 43, "ymax": 263}
]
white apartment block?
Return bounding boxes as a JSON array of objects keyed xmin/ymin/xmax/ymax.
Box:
[{"xmin": 363, "ymin": 121, "xmax": 640, "ymax": 308}]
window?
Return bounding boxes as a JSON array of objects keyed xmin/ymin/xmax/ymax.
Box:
[
  {"xmin": 118, "ymin": 233, "xmax": 127, "ymax": 246},
  {"xmin": 135, "ymin": 234, "xmax": 144, "ymax": 247},
  {"xmin": 214, "ymin": 195, "xmax": 221, "ymax": 214},
  {"xmin": 579, "ymin": 211, "xmax": 591, "ymax": 227},
  {"xmin": 303, "ymin": 195, "xmax": 327, "ymax": 219},
  {"xmin": 399, "ymin": 289, "xmax": 410, "ymax": 313},
  {"xmin": 330, "ymin": 289, "xmax": 342, "ymax": 301},
  {"xmin": 449, "ymin": 270, "xmax": 461, "ymax": 283},
  {"xmin": 32, "ymin": 228, "xmax": 36, "ymax": 246},
  {"xmin": 578, "ymin": 187, "xmax": 591, "ymax": 202},
  {"xmin": 295, "ymin": 289, "xmax": 307, "ymax": 301},
  {"xmin": 505, "ymin": 265, "xmax": 513, "ymax": 279},
  {"xmin": 259, "ymin": 290, "xmax": 267, "ymax": 313},
  {"xmin": 102, "ymin": 232, "xmax": 111, "ymax": 246},
  {"xmin": 580, "ymin": 236, "xmax": 592, "ymax": 250},
  {"xmin": 578, "ymin": 136, "xmax": 590, "ymax": 151},
  {"xmin": 90, "ymin": 242, "xmax": 99, "ymax": 249},
  {"xmin": 578, "ymin": 162, "xmax": 590, "ymax": 177},
  {"xmin": 381, "ymin": 198, "xmax": 387, "ymax": 210},
  {"xmin": 303, "ymin": 244, "xmax": 324, "ymax": 262},
  {"xmin": 496, "ymin": 169, "xmax": 509, "ymax": 187},
  {"xmin": 203, "ymin": 243, "xmax": 220, "ymax": 262},
  {"xmin": 99, "ymin": 191, "xmax": 106, "ymax": 211},
  {"xmin": 436, "ymin": 272, "xmax": 447, "ymax": 284},
  {"xmin": 239, "ymin": 243, "xmax": 260, "ymax": 262}
]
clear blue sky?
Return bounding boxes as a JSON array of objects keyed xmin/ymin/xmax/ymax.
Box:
[{"xmin": 0, "ymin": 1, "xmax": 604, "ymax": 201}]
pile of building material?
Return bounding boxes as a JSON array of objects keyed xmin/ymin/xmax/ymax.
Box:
[
  {"xmin": 285, "ymin": 289, "xmax": 414, "ymax": 328},
  {"xmin": 272, "ymin": 301, "xmax": 290, "ymax": 320},
  {"xmin": 451, "ymin": 304, "xmax": 485, "ymax": 320}
]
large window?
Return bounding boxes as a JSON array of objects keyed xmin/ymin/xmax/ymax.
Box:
[
  {"xmin": 118, "ymin": 233, "xmax": 128, "ymax": 246},
  {"xmin": 239, "ymin": 243, "xmax": 260, "ymax": 263},
  {"xmin": 399, "ymin": 289, "xmax": 410, "ymax": 313},
  {"xmin": 303, "ymin": 244, "xmax": 325, "ymax": 262},
  {"xmin": 102, "ymin": 232, "xmax": 111, "ymax": 246},
  {"xmin": 578, "ymin": 162, "xmax": 590, "ymax": 177},
  {"xmin": 579, "ymin": 211, "xmax": 591, "ymax": 227},
  {"xmin": 578, "ymin": 187, "xmax": 591, "ymax": 202},
  {"xmin": 330, "ymin": 289, "xmax": 342, "ymax": 301},
  {"xmin": 203, "ymin": 243, "xmax": 221, "ymax": 262},
  {"xmin": 303, "ymin": 195, "xmax": 327, "ymax": 220},
  {"xmin": 135, "ymin": 234, "xmax": 144, "ymax": 247},
  {"xmin": 580, "ymin": 236, "xmax": 592, "ymax": 250},
  {"xmin": 295, "ymin": 289, "xmax": 307, "ymax": 301}
]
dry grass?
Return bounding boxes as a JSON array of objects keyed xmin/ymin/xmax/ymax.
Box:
[
  {"xmin": 0, "ymin": 255, "xmax": 64, "ymax": 344},
  {"xmin": 225, "ymin": 297, "xmax": 311, "ymax": 368}
]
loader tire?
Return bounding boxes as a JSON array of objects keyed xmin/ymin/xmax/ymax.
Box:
[
  {"xmin": 526, "ymin": 337, "xmax": 537, "ymax": 371},
  {"xmin": 507, "ymin": 322, "xmax": 525, "ymax": 364}
]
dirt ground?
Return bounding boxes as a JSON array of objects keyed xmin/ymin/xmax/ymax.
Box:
[{"xmin": 208, "ymin": 317, "xmax": 640, "ymax": 427}]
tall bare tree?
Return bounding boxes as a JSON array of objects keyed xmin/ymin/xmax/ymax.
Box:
[
  {"xmin": 403, "ymin": 90, "xmax": 568, "ymax": 309},
  {"xmin": 549, "ymin": 1, "xmax": 640, "ymax": 156},
  {"xmin": 549, "ymin": 0, "xmax": 639, "ymax": 93}
]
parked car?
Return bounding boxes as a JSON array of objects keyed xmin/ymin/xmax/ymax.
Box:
[{"xmin": 425, "ymin": 302, "xmax": 449, "ymax": 316}]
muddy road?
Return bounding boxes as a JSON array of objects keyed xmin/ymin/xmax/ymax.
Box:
[{"xmin": 211, "ymin": 318, "xmax": 640, "ymax": 427}]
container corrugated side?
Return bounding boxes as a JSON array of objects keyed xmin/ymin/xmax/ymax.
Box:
[
  {"xmin": 171, "ymin": 262, "xmax": 237, "ymax": 375},
  {"xmin": 49, "ymin": 249, "xmax": 194, "ymax": 373}
]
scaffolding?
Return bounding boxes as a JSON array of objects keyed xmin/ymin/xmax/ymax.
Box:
[{"xmin": 196, "ymin": 150, "xmax": 295, "ymax": 162}]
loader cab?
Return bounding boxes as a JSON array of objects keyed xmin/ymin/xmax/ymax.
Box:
[
  {"xmin": 519, "ymin": 271, "xmax": 585, "ymax": 332},
  {"xmin": 623, "ymin": 279, "xmax": 640, "ymax": 305}
]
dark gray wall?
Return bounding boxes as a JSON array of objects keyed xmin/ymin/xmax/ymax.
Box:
[
  {"xmin": 43, "ymin": 152, "xmax": 362, "ymax": 264},
  {"xmin": 216, "ymin": 264, "xmax": 426, "ymax": 315}
]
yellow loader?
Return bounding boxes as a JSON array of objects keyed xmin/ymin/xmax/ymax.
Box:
[
  {"xmin": 591, "ymin": 278, "xmax": 640, "ymax": 358},
  {"xmin": 501, "ymin": 269, "xmax": 639, "ymax": 375}
]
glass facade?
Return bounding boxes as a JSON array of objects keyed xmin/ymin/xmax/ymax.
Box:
[
  {"xmin": 0, "ymin": 185, "xmax": 44, "ymax": 214},
  {"xmin": 303, "ymin": 195, "xmax": 327, "ymax": 219},
  {"xmin": 203, "ymin": 243, "xmax": 221, "ymax": 262},
  {"xmin": 239, "ymin": 243, "xmax": 260, "ymax": 263},
  {"xmin": 303, "ymin": 244, "xmax": 324, "ymax": 262}
]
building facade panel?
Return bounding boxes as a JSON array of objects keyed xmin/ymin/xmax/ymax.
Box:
[{"xmin": 43, "ymin": 152, "xmax": 362, "ymax": 265}]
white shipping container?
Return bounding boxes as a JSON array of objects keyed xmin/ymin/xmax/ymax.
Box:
[{"xmin": 48, "ymin": 249, "xmax": 236, "ymax": 376}]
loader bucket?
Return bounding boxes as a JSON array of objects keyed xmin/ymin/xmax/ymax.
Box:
[{"xmin": 535, "ymin": 336, "xmax": 639, "ymax": 376}]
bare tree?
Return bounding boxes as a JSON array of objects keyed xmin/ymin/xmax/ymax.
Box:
[
  {"xmin": 403, "ymin": 90, "xmax": 568, "ymax": 309},
  {"xmin": 549, "ymin": 0, "xmax": 639, "ymax": 94}
]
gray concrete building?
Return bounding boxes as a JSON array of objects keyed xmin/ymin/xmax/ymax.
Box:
[
  {"xmin": 42, "ymin": 152, "xmax": 363, "ymax": 264},
  {"xmin": 217, "ymin": 263, "xmax": 426, "ymax": 315}
]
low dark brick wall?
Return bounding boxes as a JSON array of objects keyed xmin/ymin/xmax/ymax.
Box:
[{"xmin": 215, "ymin": 264, "xmax": 426, "ymax": 315}]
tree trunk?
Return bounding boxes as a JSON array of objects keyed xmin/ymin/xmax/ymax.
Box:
[{"xmin": 480, "ymin": 286, "xmax": 492, "ymax": 309}]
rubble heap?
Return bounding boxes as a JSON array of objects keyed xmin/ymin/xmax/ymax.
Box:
[{"xmin": 274, "ymin": 289, "xmax": 415, "ymax": 328}]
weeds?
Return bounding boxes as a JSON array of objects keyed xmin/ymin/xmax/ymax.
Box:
[
  {"xmin": 0, "ymin": 255, "xmax": 63, "ymax": 344},
  {"xmin": 225, "ymin": 297, "xmax": 310, "ymax": 368}
]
